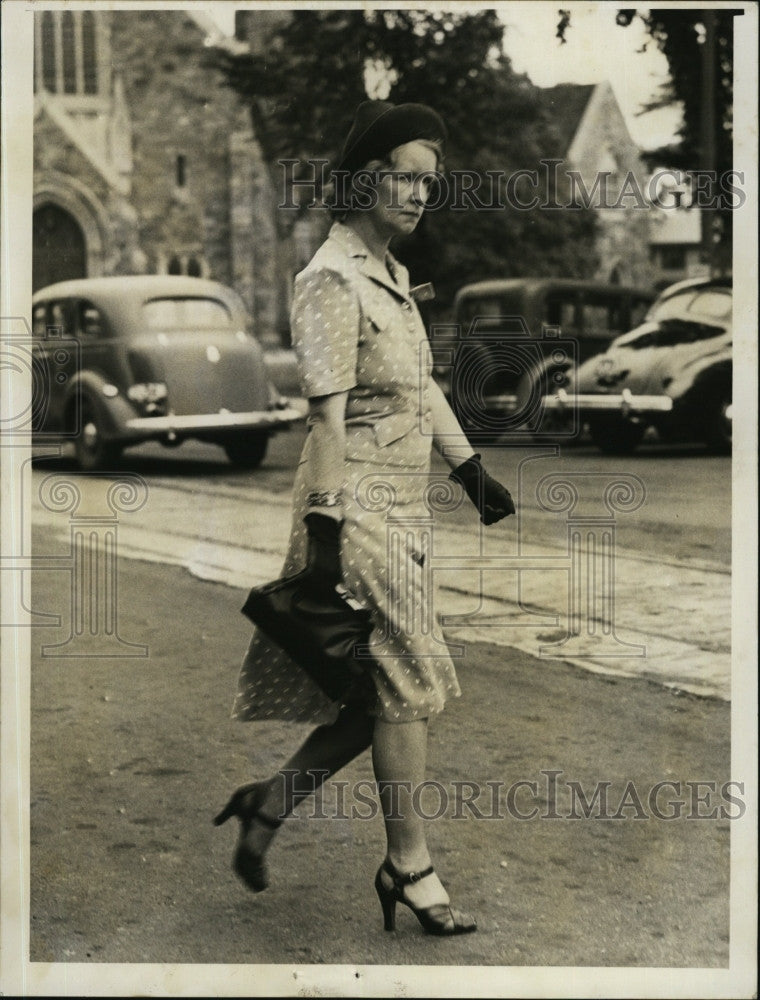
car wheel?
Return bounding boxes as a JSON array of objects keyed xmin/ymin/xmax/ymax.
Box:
[
  {"xmin": 223, "ymin": 433, "xmax": 269, "ymax": 469},
  {"xmin": 703, "ymin": 389, "xmax": 732, "ymax": 452},
  {"xmin": 589, "ymin": 418, "xmax": 644, "ymax": 455},
  {"xmin": 74, "ymin": 399, "xmax": 122, "ymax": 471}
]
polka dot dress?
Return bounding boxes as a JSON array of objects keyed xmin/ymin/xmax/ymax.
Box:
[{"xmin": 232, "ymin": 222, "xmax": 461, "ymax": 725}]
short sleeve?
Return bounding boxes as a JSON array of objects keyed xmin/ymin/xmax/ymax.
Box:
[{"xmin": 290, "ymin": 267, "xmax": 359, "ymax": 397}]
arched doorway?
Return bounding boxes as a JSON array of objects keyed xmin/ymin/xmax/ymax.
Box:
[{"xmin": 33, "ymin": 203, "xmax": 87, "ymax": 291}]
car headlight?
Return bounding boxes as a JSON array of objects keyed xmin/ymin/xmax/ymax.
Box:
[
  {"xmin": 127, "ymin": 382, "xmax": 168, "ymax": 404},
  {"xmin": 127, "ymin": 382, "xmax": 168, "ymax": 415}
]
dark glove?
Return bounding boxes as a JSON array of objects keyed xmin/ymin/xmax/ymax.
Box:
[
  {"xmin": 303, "ymin": 511, "xmax": 343, "ymax": 589},
  {"xmin": 450, "ymin": 454, "xmax": 515, "ymax": 525}
]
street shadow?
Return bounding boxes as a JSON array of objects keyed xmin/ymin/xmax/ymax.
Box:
[
  {"xmin": 472, "ymin": 440, "xmax": 729, "ymax": 461},
  {"xmin": 30, "ymin": 449, "xmax": 296, "ymax": 479},
  {"xmin": 466, "ymin": 424, "xmax": 729, "ymax": 461},
  {"xmin": 572, "ymin": 442, "xmax": 731, "ymax": 461}
]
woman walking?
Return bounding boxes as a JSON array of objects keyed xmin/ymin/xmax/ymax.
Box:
[{"xmin": 215, "ymin": 100, "xmax": 515, "ymax": 936}]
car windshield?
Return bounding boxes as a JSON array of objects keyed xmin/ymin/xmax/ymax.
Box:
[
  {"xmin": 143, "ymin": 297, "xmax": 233, "ymax": 329},
  {"xmin": 688, "ymin": 289, "xmax": 731, "ymax": 321},
  {"xmin": 649, "ymin": 290, "xmax": 697, "ymax": 321},
  {"xmin": 649, "ymin": 285, "xmax": 731, "ymax": 324}
]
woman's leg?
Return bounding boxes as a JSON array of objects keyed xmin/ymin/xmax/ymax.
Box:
[
  {"xmin": 372, "ymin": 717, "xmax": 450, "ymax": 909},
  {"xmin": 242, "ymin": 701, "xmax": 375, "ymax": 854}
]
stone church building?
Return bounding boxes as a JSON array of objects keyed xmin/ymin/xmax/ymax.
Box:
[{"xmin": 32, "ymin": 8, "xmax": 300, "ymax": 345}]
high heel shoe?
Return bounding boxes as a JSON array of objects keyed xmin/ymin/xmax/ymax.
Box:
[
  {"xmin": 374, "ymin": 858, "xmax": 477, "ymax": 936},
  {"xmin": 213, "ymin": 781, "xmax": 282, "ymax": 892}
]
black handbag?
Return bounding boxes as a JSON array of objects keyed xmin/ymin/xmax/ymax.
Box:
[{"xmin": 241, "ymin": 569, "xmax": 374, "ymax": 701}]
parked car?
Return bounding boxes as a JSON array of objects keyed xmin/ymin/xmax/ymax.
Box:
[
  {"xmin": 31, "ymin": 275, "xmax": 302, "ymax": 470},
  {"xmin": 436, "ymin": 278, "xmax": 653, "ymax": 438},
  {"xmin": 539, "ymin": 277, "xmax": 732, "ymax": 453}
]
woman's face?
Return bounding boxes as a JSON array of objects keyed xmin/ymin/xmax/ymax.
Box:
[{"xmin": 365, "ymin": 140, "xmax": 439, "ymax": 241}]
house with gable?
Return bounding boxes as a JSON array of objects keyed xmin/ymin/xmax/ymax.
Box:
[
  {"xmin": 648, "ymin": 208, "xmax": 707, "ymax": 291},
  {"xmin": 540, "ymin": 81, "xmax": 656, "ymax": 288}
]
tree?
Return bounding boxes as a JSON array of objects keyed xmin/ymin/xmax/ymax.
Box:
[
  {"xmin": 560, "ymin": 8, "xmax": 737, "ymax": 272},
  {"xmin": 210, "ymin": 10, "xmax": 598, "ymax": 309},
  {"xmin": 211, "ymin": 11, "xmax": 370, "ymax": 182},
  {"xmin": 613, "ymin": 9, "xmax": 734, "ymax": 176}
]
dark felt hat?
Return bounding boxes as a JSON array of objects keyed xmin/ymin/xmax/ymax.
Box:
[{"xmin": 335, "ymin": 100, "xmax": 447, "ymax": 176}]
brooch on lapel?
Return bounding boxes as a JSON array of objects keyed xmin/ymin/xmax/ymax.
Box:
[{"xmin": 410, "ymin": 283, "xmax": 435, "ymax": 303}]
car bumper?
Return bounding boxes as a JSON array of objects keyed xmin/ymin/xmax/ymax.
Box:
[
  {"xmin": 541, "ymin": 388, "xmax": 674, "ymax": 415},
  {"xmin": 124, "ymin": 407, "xmax": 303, "ymax": 437},
  {"xmin": 482, "ymin": 393, "xmax": 520, "ymax": 413}
]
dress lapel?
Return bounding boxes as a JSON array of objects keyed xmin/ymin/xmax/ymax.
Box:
[
  {"xmin": 327, "ymin": 222, "xmax": 410, "ymax": 302},
  {"xmin": 360, "ymin": 252, "xmax": 410, "ymax": 301}
]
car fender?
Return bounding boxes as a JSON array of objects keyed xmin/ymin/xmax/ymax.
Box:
[
  {"xmin": 65, "ymin": 370, "xmax": 137, "ymax": 438},
  {"xmin": 667, "ymin": 350, "xmax": 731, "ymax": 402}
]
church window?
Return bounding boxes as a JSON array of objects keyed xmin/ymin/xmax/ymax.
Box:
[
  {"xmin": 82, "ymin": 12, "xmax": 98, "ymax": 94},
  {"xmin": 61, "ymin": 11, "xmax": 77, "ymax": 93},
  {"xmin": 176, "ymin": 155, "xmax": 187, "ymax": 188},
  {"xmin": 41, "ymin": 12, "xmax": 57, "ymax": 92},
  {"xmin": 161, "ymin": 253, "xmax": 207, "ymax": 277},
  {"xmin": 36, "ymin": 10, "xmax": 101, "ymax": 96}
]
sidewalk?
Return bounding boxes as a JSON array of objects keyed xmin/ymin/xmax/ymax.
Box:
[
  {"xmin": 27, "ymin": 530, "xmax": 733, "ymax": 971},
  {"xmin": 31, "ymin": 473, "xmax": 732, "ymax": 699}
]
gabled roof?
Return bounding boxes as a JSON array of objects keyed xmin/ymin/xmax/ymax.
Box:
[{"xmin": 538, "ymin": 83, "xmax": 595, "ymax": 155}]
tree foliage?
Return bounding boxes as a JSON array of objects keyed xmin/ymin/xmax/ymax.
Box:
[
  {"xmin": 559, "ymin": 8, "xmax": 737, "ymax": 269},
  {"xmin": 613, "ymin": 8, "xmax": 735, "ymax": 176},
  {"xmin": 210, "ymin": 10, "xmax": 598, "ymax": 308}
]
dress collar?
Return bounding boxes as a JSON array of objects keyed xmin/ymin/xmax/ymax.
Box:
[{"xmin": 328, "ymin": 222, "xmax": 410, "ymax": 299}]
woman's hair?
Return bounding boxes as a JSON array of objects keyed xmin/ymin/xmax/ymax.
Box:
[
  {"xmin": 388, "ymin": 138, "xmax": 445, "ymax": 173},
  {"xmin": 324, "ymin": 138, "xmax": 444, "ymax": 221}
]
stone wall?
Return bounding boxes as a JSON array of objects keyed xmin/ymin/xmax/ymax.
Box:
[
  {"xmin": 109, "ymin": 10, "xmax": 282, "ymax": 339},
  {"xmin": 34, "ymin": 108, "xmax": 142, "ymax": 279},
  {"xmin": 110, "ymin": 11, "xmax": 236, "ymax": 282}
]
